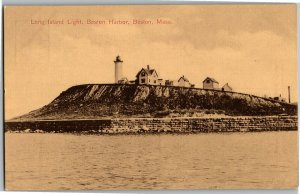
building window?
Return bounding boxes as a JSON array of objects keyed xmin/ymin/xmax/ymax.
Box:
[
  {"xmin": 206, "ymin": 80, "xmax": 210, "ymax": 83},
  {"xmin": 141, "ymin": 72, "xmax": 145, "ymax": 76},
  {"xmin": 141, "ymin": 79, "xmax": 145, "ymax": 83},
  {"xmin": 149, "ymin": 79, "xmax": 150, "ymax": 82},
  {"xmin": 154, "ymin": 80, "xmax": 156, "ymax": 84}
]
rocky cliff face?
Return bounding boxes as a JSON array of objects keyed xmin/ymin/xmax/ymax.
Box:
[{"xmin": 13, "ymin": 84, "xmax": 297, "ymax": 120}]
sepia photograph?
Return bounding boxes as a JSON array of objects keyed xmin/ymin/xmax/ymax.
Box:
[{"xmin": 4, "ymin": 4, "xmax": 298, "ymax": 190}]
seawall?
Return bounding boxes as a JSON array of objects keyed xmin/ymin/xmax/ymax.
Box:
[{"xmin": 5, "ymin": 116, "xmax": 298, "ymax": 134}]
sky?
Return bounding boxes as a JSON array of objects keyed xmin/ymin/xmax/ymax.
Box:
[{"xmin": 4, "ymin": 5, "xmax": 297, "ymax": 119}]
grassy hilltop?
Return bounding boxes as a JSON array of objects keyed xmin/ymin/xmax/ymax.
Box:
[{"xmin": 13, "ymin": 84, "xmax": 297, "ymax": 121}]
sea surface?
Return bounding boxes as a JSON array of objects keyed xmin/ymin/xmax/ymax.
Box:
[{"xmin": 5, "ymin": 131, "xmax": 298, "ymax": 190}]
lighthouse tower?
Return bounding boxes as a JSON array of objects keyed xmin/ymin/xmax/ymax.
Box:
[{"xmin": 114, "ymin": 55, "xmax": 123, "ymax": 83}]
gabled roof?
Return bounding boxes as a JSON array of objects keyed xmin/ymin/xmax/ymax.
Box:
[
  {"xmin": 149, "ymin": 69, "xmax": 157, "ymax": 75},
  {"xmin": 136, "ymin": 67, "xmax": 158, "ymax": 77},
  {"xmin": 222, "ymin": 83, "xmax": 232, "ymax": 90},
  {"xmin": 203, "ymin": 77, "xmax": 219, "ymax": 83},
  {"xmin": 178, "ymin": 76, "xmax": 189, "ymax": 82}
]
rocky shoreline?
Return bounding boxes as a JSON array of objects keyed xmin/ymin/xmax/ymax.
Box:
[{"xmin": 5, "ymin": 116, "xmax": 298, "ymax": 135}]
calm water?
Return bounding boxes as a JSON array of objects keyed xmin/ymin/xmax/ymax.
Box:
[{"xmin": 5, "ymin": 132, "xmax": 298, "ymax": 190}]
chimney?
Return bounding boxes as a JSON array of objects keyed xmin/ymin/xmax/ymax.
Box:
[
  {"xmin": 288, "ymin": 86, "xmax": 291, "ymax": 103},
  {"xmin": 147, "ymin": 65, "xmax": 150, "ymax": 70}
]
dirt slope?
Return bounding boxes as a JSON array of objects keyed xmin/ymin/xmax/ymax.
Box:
[{"xmin": 12, "ymin": 84, "xmax": 297, "ymax": 120}]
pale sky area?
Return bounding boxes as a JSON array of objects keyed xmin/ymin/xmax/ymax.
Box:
[{"xmin": 4, "ymin": 5, "xmax": 297, "ymax": 119}]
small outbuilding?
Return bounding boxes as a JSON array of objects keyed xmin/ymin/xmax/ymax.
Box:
[
  {"xmin": 165, "ymin": 80, "xmax": 174, "ymax": 86},
  {"xmin": 178, "ymin": 75, "xmax": 191, "ymax": 87},
  {"xmin": 221, "ymin": 83, "xmax": 233, "ymax": 92},
  {"xmin": 203, "ymin": 77, "xmax": 219, "ymax": 90},
  {"xmin": 117, "ymin": 77, "xmax": 128, "ymax": 84},
  {"xmin": 158, "ymin": 79, "xmax": 164, "ymax": 86},
  {"xmin": 273, "ymin": 94, "xmax": 286, "ymax": 102}
]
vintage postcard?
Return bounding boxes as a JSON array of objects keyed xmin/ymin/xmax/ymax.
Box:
[{"xmin": 4, "ymin": 5, "xmax": 298, "ymax": 190}]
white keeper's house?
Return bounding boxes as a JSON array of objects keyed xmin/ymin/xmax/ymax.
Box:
[{"xmin": 136, "ymin": 65, "xmax": 159, "ymax": 85}]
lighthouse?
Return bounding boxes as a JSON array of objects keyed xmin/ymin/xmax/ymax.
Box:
[{"xmin": 114, "ymin": 55, "xmax": 123, "ymax": 83}]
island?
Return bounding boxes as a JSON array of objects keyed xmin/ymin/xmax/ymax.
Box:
[{"xmin": 5, "ymin": 56, "xmax": 298, "ymax": 134}]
